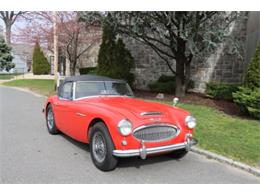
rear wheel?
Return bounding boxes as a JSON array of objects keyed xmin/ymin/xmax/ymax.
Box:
[
  {"xmin": 89, "ymin": 122, "xmax": 118, "ymax": 171},
  {"xmin": 46, "ymin": 104, "xmax": 59, "ymax": 135},
  {"xmin": 168, "ymin": 149, "xmax": 188, "ymax": 159}
]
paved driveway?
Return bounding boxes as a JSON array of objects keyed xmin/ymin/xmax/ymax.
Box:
[{"xmin": 0, "ymin": 86, "xmax": 259, "ymax": 183}]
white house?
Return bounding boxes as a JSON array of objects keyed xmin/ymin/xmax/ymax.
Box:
[
  {"xmin": 9, "ymin": 44, "xmax": 34, "ymax": 73},
  {"xmin": 0, "ymin": 27, "xmax": 34, "ymax": 73}
]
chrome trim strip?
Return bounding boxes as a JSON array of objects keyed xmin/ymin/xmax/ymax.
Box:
[
  {"xmin": 76, "ymin": 112, "xmax": 86, "ymax": 117},
  {"xmin": 72, "ymin": 81, "xmax": 76, "ymax": 100},
  {"xmin": 133, "ymin": 123, "xmax": 180, "ymax": 142},
  {"xmin": 140, "ymin": 111, "xmax": 162, "ymax": 116},
  {"xmin": 58, "ymin": 97, "xmax": 71, "ymax": 101},
  {"xmin": 74, "ymin": 95, "xmax": 132, "ymax": 101},
  {"xmin": 113, "ymin": 139, "xmax": 197, "ymax": 158},
  {"xmin": 76, "ymin": 80, "xmax": 126, "ymax": 83}
]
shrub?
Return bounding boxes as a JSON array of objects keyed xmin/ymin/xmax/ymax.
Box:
[
  {"xmin": 157, "ymin": 75, "xmax": 175, "ymax": 83},
  {"xmin": 205, "ymin": 82, "xmax": 239, "ymax": 101},
  {"xmin": 79, "ymin": 67, "xmax": 97, "ymax": 75},
  {"xmin": 96, "ymin": 21, "xmax": 135, "ymax": 86},
  {"xmin": 32, "ymin": 42, "xmax": 50, "ymax": 75},
  {"xmin": 148, "ymin": 75, "xmax": 175, "ymax": 93},
  {"xmin": 233, "ymin": 87, "xmax": 260, "ymax": 120}
]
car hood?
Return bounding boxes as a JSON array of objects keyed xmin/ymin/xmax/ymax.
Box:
[
  {"xmin": 101, "ymin": 97, "xmax": 170, "ymax": 118},
  {"xmin": 79, "ymin": 97, "xmax": 188, "ymax": 125}
]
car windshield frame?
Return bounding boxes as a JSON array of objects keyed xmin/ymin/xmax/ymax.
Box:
[{"xmin": 73, "ymin": 80, "xmax": 134, "ymax": 100}]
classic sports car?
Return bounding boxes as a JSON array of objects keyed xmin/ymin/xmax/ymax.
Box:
[{"xmin": 43, "ymin": 75, "xmax": 197, "ymax": 171}]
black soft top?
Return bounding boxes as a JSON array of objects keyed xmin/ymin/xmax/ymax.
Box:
[{"xmin": 64, "ymin": 75, "xmax": 125, "ymax": 82}]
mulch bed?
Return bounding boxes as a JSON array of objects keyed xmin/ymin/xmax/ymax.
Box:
[{"xmin": 134, "ymin": 89, "xmax": 246, "ymax": 118}]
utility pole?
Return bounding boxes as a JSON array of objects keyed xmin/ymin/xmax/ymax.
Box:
[{"xmin": 53, "ymin": 11, "xmax": 59, "ymax": 91}]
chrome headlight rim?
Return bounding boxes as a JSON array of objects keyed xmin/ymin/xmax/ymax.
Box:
[
  {"xmin": 117, "ymin": 119, "xmax": 132, "ymax": 136},
  {"xmin": 185, "ymin": 115, "xmax": 196, "ymax": 129}
]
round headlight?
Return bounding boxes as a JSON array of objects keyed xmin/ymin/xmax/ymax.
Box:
[
  {"xmin": 118, "ymin": 119, "xmax": 132, "ymax": 136},
  {"xmin": 185, "ymin": 116, "xmax": 196, "ymax": 129}
]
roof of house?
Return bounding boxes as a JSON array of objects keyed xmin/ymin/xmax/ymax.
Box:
[
  {"xmin": 11, "ymin": 44, "xmax": 34, "ymax": 57},
  {"xmin": 64, "ymin": 75, "xmax": 124, "ymax": 82}
]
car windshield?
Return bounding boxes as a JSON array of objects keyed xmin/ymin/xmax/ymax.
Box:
[{"xmin": 75, "ymin": 81, "xmax": 134, "ymax": 99}]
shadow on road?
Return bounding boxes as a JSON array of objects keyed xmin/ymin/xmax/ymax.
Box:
[
  {"xmin": 59, "ymin": 132, "xmax": 181, "ymax": 169},
  {"xmin": 60, "ymin": 133, "xmax": 90, "ymax": 152}
]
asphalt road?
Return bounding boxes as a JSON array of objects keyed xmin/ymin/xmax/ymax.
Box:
[{"xmin": 0, "ymin": 86, "xmax": 259, "ymax": 184}]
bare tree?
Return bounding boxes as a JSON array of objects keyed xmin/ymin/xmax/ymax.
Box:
[
  {"xmin": 15, "ymin": 11, "xmax": 101, "ymax": 75},
  {"xmin": 0, "ymin": 11, "xmax": 25, "ymax": 44}
]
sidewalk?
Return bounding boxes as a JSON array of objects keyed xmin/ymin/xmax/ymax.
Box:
[
  {"xmin": 1, "ymin": 73, "xmax": 66, "ymax": 81},
  {"xmin": 14, "ymin": 73, "xmax": 57, "ymax": 80}
]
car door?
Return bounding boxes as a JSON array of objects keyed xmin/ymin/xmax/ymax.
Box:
[{"xmin": 54, "ymin": 81, "xmax": 74, "ymax": 134}]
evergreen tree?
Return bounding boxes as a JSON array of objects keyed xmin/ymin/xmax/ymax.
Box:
[
  {"xmin": 244, "ymin": 41, "xmax": 260, "ymax": 90},
  {"xmin": 233, "ymin": 41, "xmax": 260, "ymax": 119},
  {"xmin": 97, "ymin": 21, "xmax": 134, "ymax": 85},
  {"xmin": 32, "ymin": 42, "xmax": 50, "ymax": 75},
  {"xmin": 0, "ymin": 37, "xmax": 15, "ymax": 71}
]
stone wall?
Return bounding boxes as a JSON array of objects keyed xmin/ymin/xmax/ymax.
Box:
[
  {"xmin": 245, "ymin": 12, "xmax": 260, "ymax": 64},
  {"xmin": 0, "ymin": 25, "xmax": 3, "ymax": 39},
  {"xmin": 123, "ymin": 37, "xmax": 175, "ymax": 89},
  {"xmin": 78, "ymin": 42, "xmax": 101, "ymax": 69},
  {"xmin": 190, "ymin": 15, "xmax": 248, "ymax": 92}
]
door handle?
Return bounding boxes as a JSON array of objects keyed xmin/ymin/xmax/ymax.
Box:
[
  {"xmin": 53, "ymin": 102, "xmax": 59, "ymax": 106},
  {"xmin": 76, "ymin": 112, "xmax": 86, "ymax": 117}
]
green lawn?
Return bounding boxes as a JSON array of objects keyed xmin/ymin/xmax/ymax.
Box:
[
  {"xmin": 0, "ymin": 74, "xmax": 21, "ymax": 80},
  {"xmin": 159, "ymin": 100, "xmax": 260, "ymax": 167},
  {"xmin": 2, "ymin": 79, "xmax": 55, "ymax": 96},
  {"xmin": 2, "ymin": 79, "xmax": 260, "ymax": 167}
]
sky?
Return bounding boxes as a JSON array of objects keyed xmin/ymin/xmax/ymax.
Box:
[
  {"xmin": 0, "ymin": 16, "xmax": 35, "ymax": 45},
  {"xmin": 0, "ymin": 18, "xmax": 27, "ymax": 39}
]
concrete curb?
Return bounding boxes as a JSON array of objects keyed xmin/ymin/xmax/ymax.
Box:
[{"xmin": 191, "ymin": 147, "xmax": 260, "ymax": 177}]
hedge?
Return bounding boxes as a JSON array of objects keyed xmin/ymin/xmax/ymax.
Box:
[
  {"xmin": 205, "ymin": 82, "xmax": 239, "ymax": 101},
  {"xmin": 79, "ymin": 67, "xmax": 97, "ymax": 75},
  {"xmin": 148, "ymin": 75, "xmax": 175, "ymax": 93}
]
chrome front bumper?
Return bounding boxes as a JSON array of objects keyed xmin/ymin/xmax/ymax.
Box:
[{"xmin": 113, "ymin": 137, "xmax": 197, "ymax": 159}]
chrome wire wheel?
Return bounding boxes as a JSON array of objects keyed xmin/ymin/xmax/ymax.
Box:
[
  {"xmin": 47, "ymin": 108, "xmax": 54, "ymax": 129},
  {"xmin": 92, "ymin": 131, "xmax": 107, "ymax": 163}
]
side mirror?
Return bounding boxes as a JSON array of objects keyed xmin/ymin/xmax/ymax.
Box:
[{"xmin": 173, "ymin": 97, "xmax": 179, "ymax": 106}]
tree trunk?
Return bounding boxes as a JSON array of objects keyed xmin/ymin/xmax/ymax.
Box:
[
  {"xmin": 70, "ymin": 66, "xmax": 75, "ymax": 76},
  {"xmin": 65, "ymin": 57, "xmax": 70, "ymax": 76},
  {"xmin": 174, "ymin": 38, "xmax": 186, "ymax": 97},
  {"xmin": 175, "ymin": 58, "xmax": 186, "ymax": 97},
  {"xmin": 5, "ymin": 22, "xmax": 11, "ymax": 44},
  {"xmin": 70, "ymin": 61, "xmax": 77, "ymax": 76},
  {"xmin": 185, "ymin": 62, "xmax": 191, "ymax": 91},
  {"xmin": 53, "ymin": 11, "xmax": 59, "ymax": 90}
]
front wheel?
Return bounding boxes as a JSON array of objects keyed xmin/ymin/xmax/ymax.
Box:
[{"xmin": 89, "ymin": 122, "xmax": 118, "ymax": 171}]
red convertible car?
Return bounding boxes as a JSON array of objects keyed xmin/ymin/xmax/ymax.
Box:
[{"xmin": 43, "ymin": 75, "xmax": 197, "ymax": 171}]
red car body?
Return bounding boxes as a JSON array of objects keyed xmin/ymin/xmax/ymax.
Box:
[
  {"xmin": 43, "ymin": 75, "xmax": 197, "ymax": 171},
  {"xmin": 45, "ymin": 95, "xmax": 193, "ymax": 149}
]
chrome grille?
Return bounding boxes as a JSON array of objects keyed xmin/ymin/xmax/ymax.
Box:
[{"xmin": 133, "ymin": 124, "xmax": 179, "ymax": 142}]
